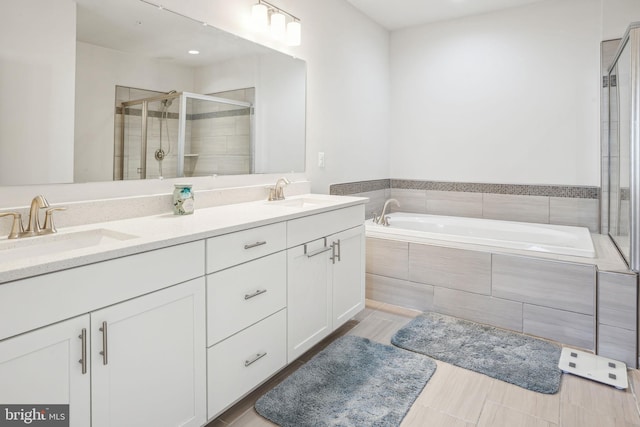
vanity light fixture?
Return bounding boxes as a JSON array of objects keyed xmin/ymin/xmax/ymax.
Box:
[
  {"xmin": 251, "ymin": 0, "xmax": 301, "ymax": 46},
  {"xmin": 188, "ymin": 50, "xmax": 200, "ymax": 55}
]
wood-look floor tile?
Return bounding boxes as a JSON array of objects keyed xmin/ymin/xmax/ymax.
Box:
[
  {"xmin": 414, "ymin": 362, "xmax": 494, "ymax": 423},
  {"xmin": 560, "ymin": 402, "xmax": 639, "ymax": 427},
  {"xmin": 228, "ymin": 409, "xmax": 276, "ymax": 427},
  {"xmin": 365, "ymin": 298, "xmax": 385, "ymax": 310},
  {"xmin": 378, "ymin": 302, "xmax": 423, "ymax": 318},
  {"xmin": 478, "ymin": 400, "xmax": 557, "ymax": 427},
  {"xmin": 217, "ymin": 361, "xmax": 304, "ymax": 423},
  {"xmin": 205, "ymin": 418, "xmax": 229, "ymax": 427},
  {"xmin": 401, "ymin": 404, "xmax": 474, "ymax": 427},
  {"xmin": 486, "ymin": 377, "xmax": 560, "ymax": 423},
  {"xmin": 348, "ymin": 313, "xmax": 407, "ymax": 344},
  {"xmin": 560, "ymin": 373, "xmax": 640, "ymax": 425}
]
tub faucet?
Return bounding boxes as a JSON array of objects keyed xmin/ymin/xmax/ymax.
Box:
[
  {"xmin": 268, "ymin": 177, "xmax": 291, "ymax": 201},
  {"xmin": 23, "ymin": 195, "xmax": 50, "ymax": 237},
  {"xmin": 374, "ymin": 198, "xmax": 400, "ymax": 226}
]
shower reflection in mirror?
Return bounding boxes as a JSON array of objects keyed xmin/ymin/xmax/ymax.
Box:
[{"xmin": 115, "ymin": 86, "xmax": 254, "ymax": 180}]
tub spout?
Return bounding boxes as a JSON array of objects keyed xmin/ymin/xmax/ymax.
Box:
[{"xmin": 375, "ymin": 198, "xmax": 399, "ymax": 225}]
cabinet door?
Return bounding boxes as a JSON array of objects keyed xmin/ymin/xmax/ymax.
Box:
[
  {"xmin": 287, "ymin": 237, "xmax": 332, "ymax": 362},
  {"xmin": 330, "ymin": 225, "xmax": 365, "ymax": 329},
  {"xmin": 91, "ymin": 278, "xmax": 206, "ymax": 427},
  {"xmin": 0, "ymin": 315, "xmax": 90, "ymax": 427}
]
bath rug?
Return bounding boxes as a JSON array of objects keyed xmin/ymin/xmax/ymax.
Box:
[
  {"xmin": 391, "ymin": 312, "xmax": 562, "ymax": 394},
  {"xmin": 254, "ymin": 335, "xmax": 436, "ymax": 427}
]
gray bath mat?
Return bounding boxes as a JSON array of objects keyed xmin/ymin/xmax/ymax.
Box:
[
  {"xmin": 391, "ymin": 312, "xmax": 562, "ymax": 394},
  {"xmin": 255, "ymin": 335, "xmax": 436, "ymax": 427}
]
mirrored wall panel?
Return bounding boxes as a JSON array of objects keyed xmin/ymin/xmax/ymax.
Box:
[{"xmin": 0, "ymin": 0, "xmax": 306, "ymax": 186}]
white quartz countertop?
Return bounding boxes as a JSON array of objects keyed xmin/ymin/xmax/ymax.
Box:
[{"xmin": 0, "ymin": 194, "xmax": 367, "ymax": 283}]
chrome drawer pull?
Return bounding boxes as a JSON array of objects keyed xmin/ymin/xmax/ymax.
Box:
[
  {"xmin": 78, "ymin": 328, "xmax": 87, "ymax": 374},
  {"xmin": 245, "ymin": 289, "xmax": 267, "ymax": 300},
  {"xmin": 244, "ymin": 241, "xmax": 267, "ymax": 250},
  {"xmin": 244, "ymin": 352, "xmax": 267, "ymax": 367}
]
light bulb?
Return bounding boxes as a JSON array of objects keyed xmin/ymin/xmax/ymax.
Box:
[
  {"xmin": 271, "ymin": 12, "xmax": 286, "ymax": 40},
  {"xmin": 286, "ymin": 20, "xmax": 301, "ymax": 46},
  {"xmin": 252, "ymin": 3, "xmax": 268, "ymax": 32}
]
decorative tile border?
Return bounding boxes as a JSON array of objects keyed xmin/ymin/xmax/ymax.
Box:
[
  {"xmin": 330, "ymin": 179, "xmax": 390, "ymax": 196},
  {"xmin": 331, "ymin": 179, "xmax": 599, "ymax": 199}
]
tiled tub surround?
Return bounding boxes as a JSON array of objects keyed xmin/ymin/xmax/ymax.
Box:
[
  {"xmin": 330, "ymin": 179, "xmax": 600, "ymax": 232},
  {"xmin": 366, "ymin": 232, "xmax": 639, "ymax": 367}
]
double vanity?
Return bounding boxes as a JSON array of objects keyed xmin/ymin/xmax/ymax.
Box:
[{"xmin": 0, "ymin": 193, "xmax": 366, "ymax": 427}]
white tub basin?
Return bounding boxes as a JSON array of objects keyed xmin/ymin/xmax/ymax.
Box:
[{"xmin": 0, "ymin": 228, "xmax": 138, "ymax": 264}]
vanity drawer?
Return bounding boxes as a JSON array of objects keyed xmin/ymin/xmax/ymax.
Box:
[
  {"xmin": 207, "ymin": 309, "xmax": 286, "ymax": 418},
  {"xmin": 287, "ymin": 205, "xmax": 364, "ymax": 247},
  {"xmin": 206, "ymin": 222, "xmax": 286, "ymax": 273},
  {"xmin": 207, "ymin": 252, "xmax": 286, "ymax": 345},
  {"xmin": 0, "ymin": 241, "xmax": 205, "ymax": 342}
]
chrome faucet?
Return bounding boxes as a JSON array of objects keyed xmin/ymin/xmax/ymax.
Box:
[
  {"xmin": 0, "ymin": 195, "xmax": 65, "ymax": 239},
  {"xmin": 268, "ymin": 177, "xmax": 291, "ymax": 201},
  {"xmin": 23, "ymin": 195, "xmax": 50, "ymax": 236},
  {"xmin": 373, "ymin": 198, "xmax": 400, "ymax": 226}
]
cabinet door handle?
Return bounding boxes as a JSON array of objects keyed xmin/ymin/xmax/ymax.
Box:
[
  {"xmin": 99, "ymin": 321, "xmax": 108, "ymax": 365},
  {"xmin": 330, "ymin": 239, "xmax": 342, "ymax": 264},
  {"xmin": 244, "ymin": 352, "xmax": 267, "ymax": 367},
  {"xmin": 335, "ymin": 239, "xmax": 341, "ymax": 262},
  {"xmin": 245, "ymin": 289, "xmax": 267, "ymax": 300},
  {"xmin": 244, "ymin": 241, "xmax": 267, "ymax": 250},
  {"xmin": 78, "ymin": 328, "xmax": 87, "ymax": 375},
  {"xmin": 305, "ymin": 246, "xmax": 332, "ymax": 258}
]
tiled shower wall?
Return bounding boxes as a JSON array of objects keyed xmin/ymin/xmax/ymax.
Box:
[
  {"xmin": 330, "ymin": 179, "xmax": 600, "ymax": 232},
  {"xmin": 190, "ymin": 88, "xmax": 254, "ymax": 176},
  {"xmin": 114, "ymin": 87, "xmax": 253, "ymax": 179}
]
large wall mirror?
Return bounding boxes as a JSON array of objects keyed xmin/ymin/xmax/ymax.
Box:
[{"xmin": 0, "ymin": 0, "xmax": 306, "ymax": 186}]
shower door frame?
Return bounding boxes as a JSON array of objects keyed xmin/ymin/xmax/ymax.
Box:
[
  {"xmin": 120, "ymin": 92, "xmax": 253, "ymax": 179},
  {"xmin": 608, "ymin": 22, "xmax": 640, "ymax": 271}
]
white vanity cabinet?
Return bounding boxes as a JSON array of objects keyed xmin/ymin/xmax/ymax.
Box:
[
  {"xmin": 205, "ymin": 223, "xmax": 288, "ymax": 419},
  {"xmin": 0, "ymin": 241, "xmax": 207, "ymax": 427},
  {"xmin": 91, "ymin": 278, "xmax": 206, "ymax": 427},
  {"xmin": 0, "ymin": 315, "xmax": 91, "ymax": 427},
  {"xmin": 0, "ymin": 196, "xmax": 367, "ymax": 427},
  {"xmin": 287, "ymin": 206, "xmax": 365, "ymax": 362}
]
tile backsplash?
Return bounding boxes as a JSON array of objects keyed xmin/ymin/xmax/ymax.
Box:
[{"xmin": 331, "ymin": 179, "xmax": 600, "ymax": 232}]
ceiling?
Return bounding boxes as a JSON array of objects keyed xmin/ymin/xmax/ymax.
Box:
[{"xmin": 344, "ymin": 0, "xmax": 551, "ymax": 31}]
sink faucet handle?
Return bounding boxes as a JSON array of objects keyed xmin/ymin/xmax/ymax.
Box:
[
  {"xmin": 0, "ymin": 212, "xmax": 24, "ymax": 239},
  {"xmin": 43, "ymin": 207, "xmax": 67, "ymax": 234}
]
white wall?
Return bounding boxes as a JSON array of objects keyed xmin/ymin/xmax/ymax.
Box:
[
  {"xmin": 160, "ymin": 0, "xmax": 391, "ymax": 193},
  {"xmin": 0, "ymin": 0, "xmax": 75, "ymax": 185},
  {"xmin": 602, "ymin": 0, "xmax": 640, "ymax": 40},
  {"xmin": 390, "ymin": 0, "xmax": 602, "ymax": 186}
]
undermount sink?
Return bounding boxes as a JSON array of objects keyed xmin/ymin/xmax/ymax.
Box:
[
  {"xmin": 0, "ymin": 228, "xmax": 138, "ymax": 264},
  {"xmin": 266, "ymin": 197, "xmax": 334, "ymax": 209}
]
